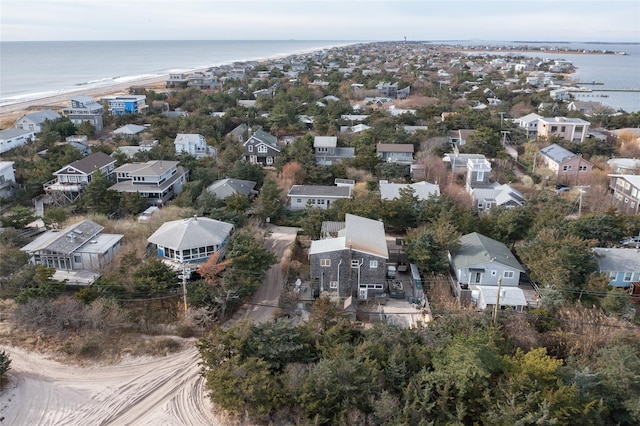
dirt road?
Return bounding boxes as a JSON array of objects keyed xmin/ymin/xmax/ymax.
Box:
[
  {"xmin": 242, "ymin": 225, "xmax": 299, "ymax": 323},
  {"xmin": 0, "ymin": 225, "xmax": 298, "ymax": 425}
]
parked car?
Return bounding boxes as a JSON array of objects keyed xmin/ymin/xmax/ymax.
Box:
[
  {"xmin": 555, "ymin": 184, "xmax": 570, "ymax": 194},
  {"xmin": 621, "ymin": 236, "xmax": 640, "ymax": 247}
]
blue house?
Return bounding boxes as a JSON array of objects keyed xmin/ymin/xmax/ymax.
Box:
[
  {"xmin": 593, "ymin": 247, "xmax": 640, "ymax": 287},
  {"xmin": 102, "ymin": 95, "xmax": 148, "ymax": 115}
]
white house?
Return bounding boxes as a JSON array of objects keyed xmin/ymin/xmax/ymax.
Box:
[
  {"xmin": 0, "ymin": 128, "xmax": 35, "ymax": 154},
  {"xmin": 0, "ymin": 161, "xmax": 17, "ymax": 199},
  {"xmin": 287, "ymin": 185, "xmax": 352, "ymax": 210},
  {"xmin": 174, "ymin": 133, "xmax": 216, "ymax": 159},
  {"xmin": 15, "ymin": 110, "xmax": 61, "ymax": 134}
]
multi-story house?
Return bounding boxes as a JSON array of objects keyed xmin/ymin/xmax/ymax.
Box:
[
  {"xmin": 63, "ymin": 96, "xmax": 104, "ymax": 132},
  {"xmin": 0, "ymin": 161, "xmax": 17, "ymax": 199},
  {"xmin": 287, "ymin": 185, "xmax": 352, "ymax": 210},
  {"xmin": 538, "ymin": 144, "xmax": 594, "ymax": 183},
  {"xmin": 15, "ymin": 109, "xmax": 61, "ymax": 133},
  {"xmin": 537, "ymin": 117, "xmax": 590, "ymax": 142},
  {"xmin": 512, "ymin": 113, "xmax": 542, "ymax": 139},
  {"xmin": 44, "ymin": 151, "xmax": 116, "ymax": 205},
  {"xmin": 20, "ymin": 219, "xmax": 123, "ymax": 286},
  {"xmin": 243, "ymin": 128, "xmax": 279, "ymax": 166},
  {"xmin": 173, "ymin": 133, "xmax": 216, "ymax": 159},
  {"xmin": 314, "ymin": 136, "xmax": 355, "ymax": 166},
  {"xmin": 448, "ymin": 129, "xmax": 475, "ymax": 146},
  {"xmin": 593, "ymin": 247, "xmax": 640, "ymax": 288},
  {"xmin": 102, "ymin": 95, "xmax": 148, "ymax": 115},
  {"xmin": 376, "ymin": 143, "xmax": 414, "ymax": 163},
  {"xmin": 609, "ymin": 174, "xmax": 640, "ymax": 214},
  {"xmin": 309, "ymin": 214, "xmax": 389, "ymax": 300},
  {"xmin": 466, "ymin": 158, "xmax": 524, "ymax": 212},
  {"xmin": 108, "ymin": 160, "xmax": 189, "ymax": 206},
  {"xmin": 0, "ymin": 128, "xmax": 35, "ymax": 154}
]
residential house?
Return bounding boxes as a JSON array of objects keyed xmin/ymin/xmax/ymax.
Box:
[
  {"xmin": 20, "ymin": 219, "xmax": 123, "ymax": 286},
  {"xmin": 376, "ymin": 82, "xmax": 398, "ymax": 98},
  {"xmin": 448, "ymin": 129, "xmax": 475, "ymax": 146},
  {"xmin": 174, "ymin": 133, "xmax": 216, "ymax": 159},
  {"xmin": 340, "ymin": 124, "xmax": 371, "ymax": 134},
  {"xmin": 108, "ymin": 160, "xmax": 189, "ymax": 206},
  {"xmin": 147, "ymin": 216, "xmax": 234, "ymax": 264},
  {"xmin": 314, "ymin": 136, "xmax": 355, "ymax": 166},
  {"xmin": 63, "ymin": 96, "xmax": 104, "ymax": 132},
  {"xmin": 567, "ymin": 101, "xmax": 603, "ymax": 116},
  {"xmin": 287, "ymin": 185, "xmax": 352, "ymax": 210},
  {"xmin": 243, "ymin": 128, "xmax": 280, "ymax": 166},
  {"xmin": 64, "ymin": 135, "xmax": 91, "ymax": 156},
  {"xmin": 166, "ymin": 72, "xmax": 189, "ymax": 88},
  {"xmin": 0, "ymin": 128, "xmax": 35, "ymax": 154},
  {"xmin": 537, "ymin": 117, "xmax": 590, "ymax": 142},
  {"xmin": 512, "ymin": 113, "xmax": 543, "ymax": 139},
  {"xmin": 443, "ymin": 153, "xmax": 487, "ymax": 174},
  {"xmin": 0, "ymin": 161, "xmax": 17, "ymax": 199},
  {"xmin": 205, "ymin": 178, "xmax": 258, "ymax": 200},
  {"xmin": 227, "ymin": 123, "xmax": 250, "ymax": 143},
  {"xmin": 15, "ymin": 109, "xmax": 61, "ymax": 133},
  {"xmin": 466, "ymin": 158, "xmax": 524, "ymax": 212},
  {"xmin": 44, "ymin": 152, "xmax": 116, "ymax": 205},
  {"xmin": 608, "ymin": 158, "xmax": 640, "ymax": 175},
  {"xmin": 376, "ymin": 143, "xmax": 414, "ymax": 164},
  {"xmin": 403, "ymin": 125, "xmax": 429, "ymax": 135},
  {"xmin": 102, "ymin": 95, "xmax": 148, "ymax": 115},
  {"xmin": 593, "ymin": 247, "xmax": 640, "ymax": 288},
  {"xmin": 112, "ymin": 124, "xmax": 147, "ymax": 138},
  {"xmin": 379, "ymin": 180, "xmax": 440, "ymax": 201},
  {"xmin": 449, "ymin": 232, "xmax": 526, "ymax": 311},
  {"xmin": 609, "ymin": 174, "xmax": 640, "ymax": 214},
  {"xmin": 309, "ymin": 213, "xmax": 389, "ymax": 300},
  {"xmin": 538, "ymin": 143, "xmax": 594, "ymax": 182}
]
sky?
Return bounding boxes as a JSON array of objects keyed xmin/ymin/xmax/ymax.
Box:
[{"xmin": 2, "ymin": 0, "xmax": 639, "ymax": 43}]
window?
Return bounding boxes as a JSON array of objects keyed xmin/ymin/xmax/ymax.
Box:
[
  {"xmin": 73, "ymin": 255, "xmax": 82, "ymax": 263},
  {"xmin": 248, "ymin": 145, "xmax": 253, "ymax": 152},
  {"xmin": 562, "ymin": 165, "xmax": 572, "ymax": 171},
  {"xmin": 609, "ymin": 271, "xmax": 617, "ymax": 280},
  {"xmin": 351, "ymin": 259, "xmax": 360, "ymax": 268},
  {"xmin": 491, "ymin": 270, "xmax": 497, "ymax": 276},
  {"xmin": 575, "ymin": 126, "xmax": 583, "ymax": 133},
  {"xmin": 579, "ymin": 166, "xmax": 588, "ymax": 172},
  {"xmin": 503, "ymin": 271, "xmax": 515, "ymax": 279},
  {"xmin": 320, "ymin": 259, "xmax": 331, "ymax": 267},
  {"xmin": 624, "ymin": 272, "xmax": 633, "ymax": 282},
  {"xmin": 266, "ymin": 156, "xmax": 273, "ymax": 165},
  {"xmin": 329, "ymin": 281, "xmax": 338, "ymax": 289},
  {"xmin": 561, "ymin": 126, "xmax": 566, "ymax": 132},
  {"xmin": 296, "ymin": 198, "xmax": 301, "ymax": 203},
  {"xmin": 370, "ymin": 260, "xmax": 378, "ymax": 268},
  {"xmin": 257, "ymin": 145, "xmax": 268, "ymax": 153},
  {"xmin": 476, "ymin": 171, "xmax": 484, "ymax": 182},
  {"xmin": 551, "ymin": 126, "xmax": 558, "ymax": 132}
]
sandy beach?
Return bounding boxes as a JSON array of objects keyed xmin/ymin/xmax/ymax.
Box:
[{"xmin": 0, "ymin": 75, "xmax": 169, "ymax": 127}]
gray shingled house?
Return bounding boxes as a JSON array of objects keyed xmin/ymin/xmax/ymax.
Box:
[{"xmin": 309, "ymin": 214, "xmax": 389, "ymax": 300}]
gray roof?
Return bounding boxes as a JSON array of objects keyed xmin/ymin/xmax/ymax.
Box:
[
  {"xmin": 21, "ymin": 219, "xmax": 104, "ymax": 255},
  {"xmin": 206, "ymin": 178, "xmax": 257, "ymax": 199},
  {"xmin": 379, "ymin": 181, "xmax": 440, "ymax": 201},
  {"xmin": 450, "ymin": 232, "xmax": 524, "ymax": 272},
  {"xmin": 0, "ymin": 128, "xmax": 35, "ymax": 139},
  {"xmin": 147, "ymin": 216, "xmax": 234, "ymax": 251},
  {"xmin": 593, "ymin": 248, "xmax": 640, "ymax": 272},
  {"xmin": 321, "ymin": 221, "xmax": 345, "ymax": 236},
  {"xmin": 314, "ymin": 136, "xmax": 337, "ymax": 148},
  {"xmin": 17, "ymin": 109, "xmax": 61, "ymax": 124},
  {"xmin": 376, "ymin": 143, "xmax": 414, "ymax": 153},
  {"xmin": 55, "ymin": 151, "xmax": 115, "ymax": 175},
  {"xmin": 310, "ymin": 214, "xmax": 388, "ymax": 259},
  {"xmin": 112, "ymin": 124, "xmax": 146, "ymax": 135},
  {"xmin": 247, "ymin": 128, "xmax": 278, "ymax": 148},
  {"xmin": 287, "ymin": 185, "xmax": 352, "ymax": 198},
  {"xmin": 539, "ymin": 143, "xmax": 576, "ymax": 164}
]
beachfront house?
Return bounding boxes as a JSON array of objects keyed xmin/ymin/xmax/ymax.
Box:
[
  {"xmin": 108, "ymin": 160, "xmax": 189, "ymax": 206},
  {"xmin": 15, "ymin": 109, "xmax": 61, "ymax": 134},
  {"xmin": 102, "ymin": 95, "xmax": 148, "ymax": 115},
  {"xmin": 20, "ymin": 219, "xmax": 124, "ymax": 286},
  {"xmin": 0, "ymin": 128, "xmax": 35, "ymax": 154},
  {"xmin": 63, "ymin": 96, "xmax": 104, "ymax": 133}
]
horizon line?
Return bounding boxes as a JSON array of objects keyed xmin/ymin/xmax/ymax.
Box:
[{"xmin": 1, "ymin": 39, "xmax": 638, "ymax": 44}]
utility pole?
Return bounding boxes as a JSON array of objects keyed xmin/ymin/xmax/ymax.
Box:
[
  {"xmin": 493, "ymin": 277, "xmax": 503, "ymax": 325},
  {"xmin": 182, "ymin": 263, "xmax": 188, "ymax": 313},
  {"xmin": 575, "ymin": 185, "xmax": 590, "ymax": 217}
]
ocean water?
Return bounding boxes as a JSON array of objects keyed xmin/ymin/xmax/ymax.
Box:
[
  {"xmin": 1, "ymin": 40, "xmax": 638, "ymax": 113},
  {"xmin": 0, "ymin": 40, "xmax": 356, "ymax": 106}
]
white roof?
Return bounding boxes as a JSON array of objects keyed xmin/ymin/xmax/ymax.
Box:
[
  {"xmin": 147, "ymin": 216, "xmax": 233, "ymax": 251},
  {"xmin": 314, "ymin": 136, "xmax": 337, "ymax": 148},
  {"xmin": 475, "ymin": 285, "xmax": 527, "ymax": 307},
  {"xmin": 309, "ymin": 214, "xmax": 388, "ymax": 259}
]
